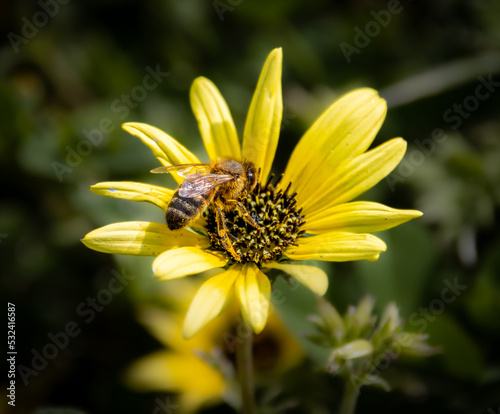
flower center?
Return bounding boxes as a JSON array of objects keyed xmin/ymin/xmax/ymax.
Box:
[{"xmin": 205, "ymin": 176, "xmax": 305, "ymax": 265}]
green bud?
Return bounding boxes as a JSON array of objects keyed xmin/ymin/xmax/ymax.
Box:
[
  {"xmin": 327, "ymin": 339, "xmax": 374, "ymax": 373},
  {"xmin": 397, "ymin": 332, "xmax": 441, "ymax": 357},
  {"xmin": 316, "ymin": 296, "xmax": 344, "ymax": 344},
  {"xmin": 332, "ymin": 339, "xmax": 374, "ymax": 360},
  {"xmin": 380, "ymin": 302, "xmax": 402, "ymax": 333},
  {"xmin": 306, "ymin": 314, "xmax": 328, "ymax": 332},
  {"xmin": 344, "ymin": 296, "xmax": 376, "ymax": 341},
  {"xmin": 372, "ymin": 302, "xmax": 402, "ymax": 348}
]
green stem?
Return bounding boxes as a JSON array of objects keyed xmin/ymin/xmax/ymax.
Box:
[
  {"xmin": 339, "ymin": 377, "xmax": 359, "ymax": 414},
  {"xmin": 236, "ymin": 317, "xmax": 256, "ymax": 414}
]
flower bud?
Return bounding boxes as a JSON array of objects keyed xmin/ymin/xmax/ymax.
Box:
[
  {"xmin": 316, "ymin": 296, "xmax": 345, "ymax": 344},
  {"xmin": 344, "ymin": 296, "xmax": 376, "ymax": 341},
  {"xmin": 372, "ymin": 302, "xmax": 402, "ymax": 348},
  {"xmin": 397, "ymin": 332, "xmax": 441, "ymax": 357}
]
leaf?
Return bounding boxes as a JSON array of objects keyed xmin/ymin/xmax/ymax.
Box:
[
  {"xmin": 426, "ymin": 313, "xmax": 484, "ymax": 381},
  {"xmin": 271, "ymin": 276, "xmax": 330, "ymax": 365},
  {"xmin": 354, "ymin": 222, "xmax": 437, "ymax": 317}
]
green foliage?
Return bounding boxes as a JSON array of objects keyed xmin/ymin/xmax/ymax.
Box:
[{"xmin": 307, "ymin": 296, "xmax": 439, "ymax": 397}]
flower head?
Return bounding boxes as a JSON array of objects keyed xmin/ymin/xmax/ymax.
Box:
[{"xmin": 83, "ymin": 48, "xmax": 422, "ymax": 337}]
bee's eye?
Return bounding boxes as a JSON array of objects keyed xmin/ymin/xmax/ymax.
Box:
[{"xmin": 246, "ymin": 169, "xmax": 253, "ymax": 181}]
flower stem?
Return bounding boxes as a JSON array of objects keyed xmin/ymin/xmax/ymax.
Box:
[
  {"xmin": 236, "ymin": 317, "xmax": 256, "ymax": 414},
  {"xmin": 339, "ymin": 377, "xmax": 359, "ymax": 414}
]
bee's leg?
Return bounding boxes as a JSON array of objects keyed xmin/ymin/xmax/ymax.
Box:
[
  {"xmin": 228, "ymin": 200, "xmax": 264, "ymax": 232},
  {"xmin": 215, "ymin": 205, "xmax": 240, "ymax": 260}
]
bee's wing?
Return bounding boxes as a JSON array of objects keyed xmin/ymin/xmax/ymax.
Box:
[
  {"xmin": 178, "ymin": 173, "xmax": 235, "ymax": 198},
  {"xmin": 151, "ymin": 163, "xmax": 211, "ymax": 178}
]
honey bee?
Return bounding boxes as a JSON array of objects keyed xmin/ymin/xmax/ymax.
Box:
[{"xmin": 151, "ymin": 158, "xmax": 263, "ymax": 260}]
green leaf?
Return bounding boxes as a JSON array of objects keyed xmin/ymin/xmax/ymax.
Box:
[
  {"xmin": 355, "ymin": 222, "xmax": 437, "ymax": 317},
  {"xmin": 272, "ymin": 276, "xmax": 330, "ymax": 365},
  {"xmin": 426, "ymin": 313, "xmax": 484, "ymax": 381},
  {"xmin": 464, "ymin": 239, "xmax": 500, "ymax": 330}
]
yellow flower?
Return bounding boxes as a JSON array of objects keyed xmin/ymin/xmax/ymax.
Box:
[
  {"xmin": 126, "ymin": 279, "xmax": 303, "ymax": 414},
  {"xmin": 82, "ymin": 48, "xmax": 422, "ymax": 338}
]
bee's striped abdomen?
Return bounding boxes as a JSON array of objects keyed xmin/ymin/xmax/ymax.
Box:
[{"xmin": 166, "ymin": 191, "xmax": 211, "ymax": 230}]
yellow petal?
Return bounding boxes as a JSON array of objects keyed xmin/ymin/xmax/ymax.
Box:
[
  {"xmin": 126, "ymin": 351, "xmax": 185, "ymax": 391},
  {"xmin": 304, "ymin": 138, "xmax": 407, "ymax": 214},
  {"xmin": 285, "ymin": 232, "xmax": 387, "ymax": 262},
  {"xmin": 81, "ymin": 221, "xmax": 209, "ymax": 256},
  {"xmin": 234, "ymin": 263, "xmax": 271, "ymax": 334},
  {"xmin": 90, "ymin": 181, "xmax": 174, "ymax": 211},
  {"xmin": 126, "ymin": 350, "xmax": 224, "ymax": 400},
  {"xmin": 122, "ymin": 122, "xmax": 200, "ymax": 184},
  {"xmin": 265, "ymin": 263, "xmax": 328, "ymax": 295},
  {"xmin": 182, "ymin": 267, "xmax": 239, "ymax": 339},
  {"xmin": 242, "ymin": 48, "xmax": 283, "ymax": 184},
  {"xmin": 137, "ymin": 304, "xmax": 220, "ymax": 354},
  {"xmin": 153, "ymin": 247, "xmax": 228, "ymax": 280},
  {"xmin": 136, "ymin": 308, "xmax": 182, "ymax": 349},
  {"xmin": 305, "ymin": 201, "xmax": 423, "ymax": 234},
  {"xmin": 190, "ymin": 77, "xmax": 241, "ymax": 160},
  {"xmin": 282, "ymin": 88, "xmax": 386, "ymax": 201}
]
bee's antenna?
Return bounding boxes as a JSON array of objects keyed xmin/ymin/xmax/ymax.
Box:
[{"xmin": 151, "ymin": 166, "xmax": 171, "ymax": 174}]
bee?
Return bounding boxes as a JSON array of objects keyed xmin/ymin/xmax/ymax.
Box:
[{"xmin": 151, "ymin": 158, "xmax": 263, "ymax": 260}]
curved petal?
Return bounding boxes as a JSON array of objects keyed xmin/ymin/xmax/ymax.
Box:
[
  {"xmin": 81, "ymin": 221, "xmax": 209, "ymax": 256},
  {"xmin": 242, "ymin": 48, "xmax": 283, "ymax": 184},
  {"xmin": 190, "ymin": 77, "xmax": 241, "ymax": 160},
  {"xmin": 282, "ymin": 88, "xmax": 386, "ymax": 200},
  {"xmin": 304, "ymin": 138, "xmax": 407, "ymax": 215},
  {"xmin": 136, "ymin": 308, "xmax": 183, "ymax": 349},
  {"xmin": 153, "ymin": 247, "xmax": 228, "ymax": 280},
  {"xmin": 305, "ymin": 201, "xmax": 423, "ymax": 234},
  {"xmin": 235, "ymin": 263, "xmax": 271, "ymax": 334},
  {"xmin": 182, "ymin": 266, "xmax": 239, "ymax": 339},
  {"xmin": 265, "ymin": 263, "xmax": 328, "ymax": 295},
  {"xmin": 126, "ymin": 351, "xmax": 187, "ymax": 391},
  {"xmin": 126, "ymin": 350, "xmax": 224, "ymax": 399},
  {"xmin": 122, "ymin": 123, "xmax": 200, "ymax": 184},
  {"xmin": 284, "ymin": 232, "xmax": 387, "ymax": 262},
  {"xmin": 90, "ymin": 181, "xmax": 174, "ymax": 211}
]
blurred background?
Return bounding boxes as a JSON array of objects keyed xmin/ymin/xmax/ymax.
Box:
[{"xmin": 1, "ymin": 0, "xmax": 500, "ymax": 413}]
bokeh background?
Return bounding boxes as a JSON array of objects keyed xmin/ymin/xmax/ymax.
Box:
[{"xmin": 1, "ymin": 0, "xmax": 500, "ymax": 413}]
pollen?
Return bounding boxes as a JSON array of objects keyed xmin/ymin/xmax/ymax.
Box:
[{"xmin": 205, "ymin": 175, "xmax": 305, "ymax": 265}]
